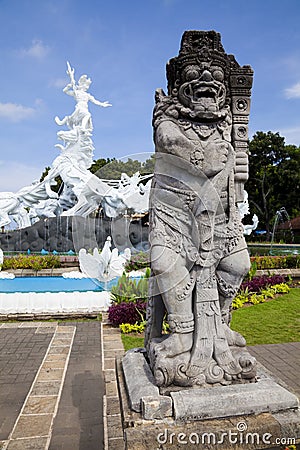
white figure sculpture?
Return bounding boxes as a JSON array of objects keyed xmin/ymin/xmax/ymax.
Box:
[
  {"xmin": 237, "ymin": 190, "xmax": 250, "ymax": 220},
  {"xmin": 238, "ymin": 190, "xmax": 259, "ymax": 236},
  {"xmin": 243, "ymin": 214, "xmax": 259, "ymax": 236},
  {"xmin": 0, "ymin": 62, "xmax": 152, "ymax": 230},
  {"xmin": 55, "ymin": 62, "xmax": 111, "ymax": 131},
  {"xmin": 0, "ymin": 248, "xmax": 3, "ymax": 270},
  {"xmin": 0, "ymin": 180, "xmax": 57, "ymax": 228},
  {"xmin": 117, "ymin": 172, "xmax": 152, "ymax": 213},
  {"xmin": 78, "ymin": 236, "xmax": 131, "ymax": 282}
]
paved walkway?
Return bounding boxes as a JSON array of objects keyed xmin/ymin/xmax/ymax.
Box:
[
  {"xmin": 0, "ymin": 321, "xmax": 103, "ymax": 450},
  {"xmin": 0, "ymin": 321, "xmax": 299, "ymax": 449}
]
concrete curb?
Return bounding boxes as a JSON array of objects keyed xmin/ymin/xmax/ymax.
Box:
[{"xmin": 101, "ymin": 313, "xmax": 126, "ymax": 450}]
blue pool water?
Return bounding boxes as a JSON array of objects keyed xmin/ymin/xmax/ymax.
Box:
[
  {"xmin": 0, "ymin": 276, "xmax": 109, "ymax": 293},
  {"xmin": 0, "ymin": 276, "xmax": 142, "ymax": 293}
]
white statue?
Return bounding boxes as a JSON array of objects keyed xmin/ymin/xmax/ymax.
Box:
[
  {"xmin": 238, "ymin": 191, "xmax": 259, "ymax": 236},
  {"xmin": 0, "ymin": 63, "xmax": 153, "ymax": 230},
  {"xmin": 78, "ymin": 236, "xmax": 131, "ymax": 282},
  {"xmin": 55, "ymin": 62, "xmax": 111, "ymax": 131},
  {"xmin": 243, "ymin": 214, "xmax": 259, "ymax": 236},
  {"xmin": 0, "ymin": 180, "xmax": 57, "ymax": 228},
  {"xmin": 116, "ymin": 172, "xmax": 152, "ymax": 213},
  {"xmin": 237, "ymin": 190, "xmax": 250, "ymax": 220},
  {"xmin": 0, "ymin": 248, "xmax": 3, "ymax": 270}
]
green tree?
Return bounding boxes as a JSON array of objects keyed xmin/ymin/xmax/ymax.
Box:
[
  {"xmin": 92, "ymin": 156, "xmax": 154, "ymax": 180},
  {"xmin": 247, "ymin": 131, "xmax": 300, "ymax": 239},
  {"xmin": 275, "ymin": 145, "xmax": 300, "ymax": 217},
  {"xmin": 39, "ymin": 166, "xmax": 62, "ymax": 194}
]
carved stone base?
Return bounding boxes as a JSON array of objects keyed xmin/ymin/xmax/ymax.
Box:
[
  {"xmin": 119, "ymin": 351, "xmax": 300, "ymax": 449},
  {"xmin": 148, "ymin": 335, "xmax": 257, "ymax": 388},
  {"xmin": 122, "ymin": 348, "xmax": 299, "ymax": 420}
]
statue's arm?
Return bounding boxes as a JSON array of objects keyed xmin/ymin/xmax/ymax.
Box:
[
  {"xmin": 63, "ymin": 83, "xmax": 75, "ymax": 97},
  {"xmin": 234, "ymin": 150, "xmax": 249, "ymax": 202},
  {"xmin": 155, "ymin": 120, "xmax": 202, "ymax": 175},
  {"xmin": 89, "ymin": 95, "xmax": 112, "ymax": 107}
]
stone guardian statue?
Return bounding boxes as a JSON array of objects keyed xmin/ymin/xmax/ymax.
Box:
[{"xmin": 145, "ymin": 30, "xmax": 257, "ymax": 387}]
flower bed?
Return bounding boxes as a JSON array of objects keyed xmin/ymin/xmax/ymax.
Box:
[{"xmin": 2, "ymin": 254, "xmax": 61, "ymax": 270}]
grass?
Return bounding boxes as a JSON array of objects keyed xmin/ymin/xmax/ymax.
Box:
[
  {"xmin": 121, "ymin": 334, "xmax": 144, "ymax": 351},
  {"xmin": 231, "ymin": 288, "xmax": 300, "ymax": 345},
  {"xmin": 121, "ymin": 288, "xmax": 300, "ymax": 350}
]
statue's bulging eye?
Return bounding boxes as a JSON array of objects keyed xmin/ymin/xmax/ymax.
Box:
[
  {"xmin": 186, "ymin": 69, "xmax": 200, "ymax": 81},
  {"xmin": 183, "ymin": 65, "xmax": 200, "ymax": 81},
  {"xmin": 212, "ymin": 70, "xmax": 224, "ymax": 82}
]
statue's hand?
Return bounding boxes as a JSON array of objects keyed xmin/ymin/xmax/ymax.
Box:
[
  {"xmin": 234, "ymin": 151, "xmax": 248, "ymax": 182},
  {"xmin": 202, "ymin": 141, "xmax": 230, "ymax": 177},
  {"xmin": 99, "ymin": 101, "xmax": 112, "ymax": 107}
]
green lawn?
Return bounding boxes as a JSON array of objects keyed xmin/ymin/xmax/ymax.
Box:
[
  {"xmin": 231, "ymin": 287, "xmax": 300, "ymax": 345},
  {"xmin": 121, "ymin": 334, "xmax": 144, "ymax": 351},
  {"xmin": 121, "ymin": 288, "xmax": 300, "ymax": 350}
]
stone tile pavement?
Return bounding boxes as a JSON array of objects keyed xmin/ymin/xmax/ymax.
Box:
[
  {"xmin": 0, "ymin": 319, "xmax": 299, "ymax": 450},
  {"xmin": 0, "ymin": 321, "xmax": 103, "ymax": 450},
  {"xmin": 248, "ymin": 342, "xmax": 300, "ymax": 397}
]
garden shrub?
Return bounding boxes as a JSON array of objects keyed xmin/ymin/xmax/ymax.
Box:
[
  {"xmin": 109, "ymin": 253, "xmax": 297, "ymax": 326},
  {"xmin": 108, "ymin": 301, "xmax": 147, "ymax": 326},
  {"xmin": 124, "ymin": 251, "xmax": 150, "ymax": 272},
  {"xmin": 232, "ymin": 283, "xmax": 290, "ymax": 309},
  {"xmin": 241, "ymin": 274, "xmax": 286, "ymax": 293},
  {"xmin": 250, "ymin": 255, "xmax": 300, "ymax": 270},
  {"xmin": 2, "ymin": 254, "xmax": 61, "ymax": 270},
  {"xmin": 110, "ymin": 268, "xmax": 150, "ymax": 303}
]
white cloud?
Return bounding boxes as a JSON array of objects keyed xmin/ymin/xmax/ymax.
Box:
[
  {"xmin": 284, "ymin": 82, "xmax": 300, "ymax": 99},
  {"xmin": 0, "ymin": 102, "xmax": 36, "ymax": 122},
  {"xmin": 278, "ymin": 125, "xmax": 300, "ymax": 146},
  {"xmin": 0, "ymin": 161, "xmax": 43, "ymax": 192},
  {"xmin": 49, "ymin": 77, "xmax": 68, "ymax": 89},
  {"xmin": 19, "ymin": 39, "xmax": 50, "ymax": 59}
]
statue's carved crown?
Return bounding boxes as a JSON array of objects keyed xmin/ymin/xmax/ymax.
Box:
[{"xmin": 166, "ymin": 30, "xmax": 253, "ymax": 102}]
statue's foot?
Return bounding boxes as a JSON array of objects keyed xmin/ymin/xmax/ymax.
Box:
[
  {"xmin": 239, "ymin": 352, "xmax": 257, "ymax": 379},
  {"xmin": 153, "ymin": 331, "xmax": 193, "ymax": 358},
  {"xmin": 223, "ymin": 323, "xmax": 246, "ymax": 347}
]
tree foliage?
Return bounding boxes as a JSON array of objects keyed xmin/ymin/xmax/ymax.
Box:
[
  {"xmin": 91, "ymin": 155, "xmax": 155, "ymax": 180},
  {"xmin": 39, "ymin": 166, "xmax": 62, "ymax": 194},
  {"xmin": 39, "ymin": 155, "xmax": 155, "ymax": 193},
  {"xmin": 246, "ymin": 131, "xmax": 300, "ymax": 239}
]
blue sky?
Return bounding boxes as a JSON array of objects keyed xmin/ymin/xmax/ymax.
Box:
[{"xmin": 1, "ymin": 0, "xmax": 300, "ymax": 191}]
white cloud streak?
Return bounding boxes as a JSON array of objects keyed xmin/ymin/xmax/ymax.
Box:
[
  {"xmin": 284, "ymin": 82, "xmax": 300, "ymax": 99},
  {"xmin": 279, "ymin": 126, "xmax": 300, "ymax": 145},
  {"xmin": 19, "ymin": 39, "xmax": 50, "ymax": 59},
  {"xmin": 49, "ymin": 77, "xmax": 68, "ymax": 89},
  {"xmin": 0, "ymin": 102, "xmax": 36, "ymax": 122}
]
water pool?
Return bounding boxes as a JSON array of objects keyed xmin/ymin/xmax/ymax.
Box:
[
  {"xmin": 0, "ymin": 276, "xmax": 105, "ymax": 293},
  {"xmin": 0, "ymin": 275, "xmax": 141, "ymax": 293}
]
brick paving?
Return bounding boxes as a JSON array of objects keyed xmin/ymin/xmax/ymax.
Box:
[
  {"xmin": 248, "ymin": 342, "xmax": 300, "ymax": 397},
  {"xmin": 0, "ymin": 321, "xmax": 103, "ymax": 450},
  {"xmin": 49, "ymin": 322, "xmax": 104, "ymax": 450},
  {"xmin": 0, "ymin": 326, "xmax": 54, "ymax": 441}
]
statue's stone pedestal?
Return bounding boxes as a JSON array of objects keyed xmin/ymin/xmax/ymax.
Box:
[{"xmin": 118, "ymin": 349, "xmax": 300, "ymax": 449}]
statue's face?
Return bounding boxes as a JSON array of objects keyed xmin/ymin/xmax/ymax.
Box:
[
  {"xmin": 78, "ymin": 75, "xmax": 91, "ymax": 91},
  {"xmin": 177, "ymin": 65, "xmax": 227, "ymax": 119}
]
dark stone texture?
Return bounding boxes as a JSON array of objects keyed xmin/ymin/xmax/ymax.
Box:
[{"xmin": 0, "ymin": 215, "xmax": 149, "ymax": 253}]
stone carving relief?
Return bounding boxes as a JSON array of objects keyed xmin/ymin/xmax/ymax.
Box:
[{"xmin": 145, "ymin": 30, "xmax": 257, "ymax": 387}]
